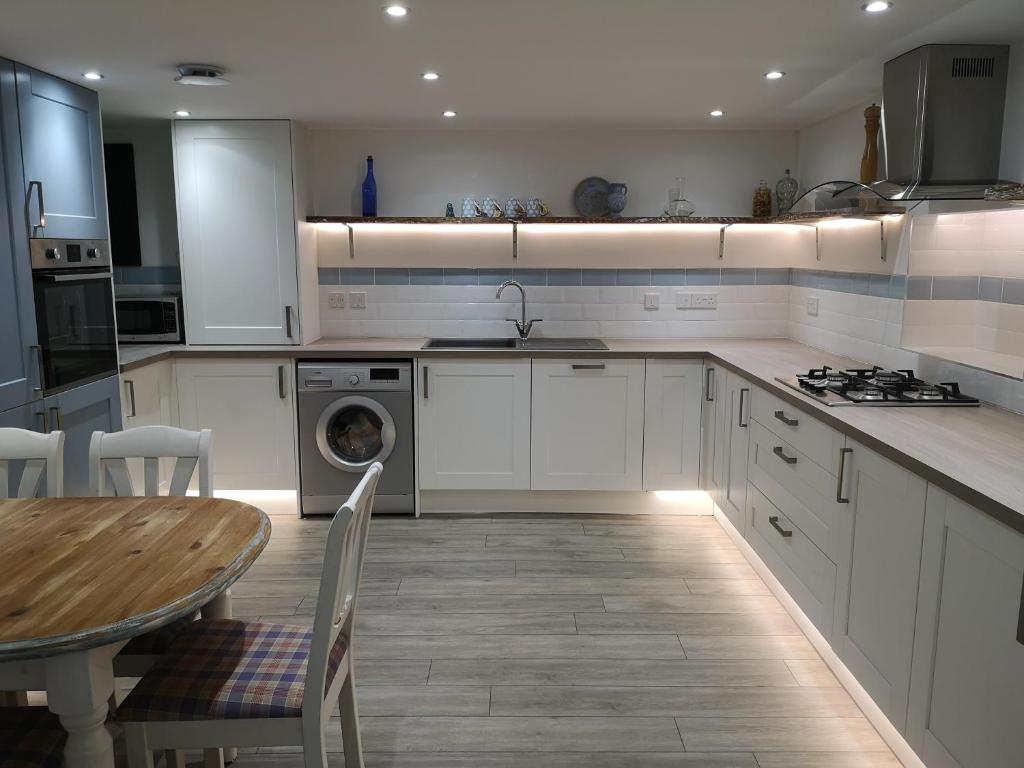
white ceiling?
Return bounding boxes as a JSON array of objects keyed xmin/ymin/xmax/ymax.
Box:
[{"xmin": 0, "ymin": 0, "xmax": 1021, "ymax": 130}]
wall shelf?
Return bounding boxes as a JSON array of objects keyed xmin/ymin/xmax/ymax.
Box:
[{"xmin": 308, "ymin": 211, "xmax": 901, "ymax": 226}]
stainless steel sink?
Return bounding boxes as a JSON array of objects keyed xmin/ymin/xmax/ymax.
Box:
[{"xmin": 423, "ymin": 338, "xmax": 608, "ymax": 351}]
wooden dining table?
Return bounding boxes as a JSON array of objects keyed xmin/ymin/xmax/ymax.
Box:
[{"xmin": 0, "ymin": 495, "xmax": 271, "ymax": 768}]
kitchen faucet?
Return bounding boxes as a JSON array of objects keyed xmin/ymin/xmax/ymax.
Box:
[{"xmin": 496, "ymin": 280, "xmax": 542, "ymax": 340}]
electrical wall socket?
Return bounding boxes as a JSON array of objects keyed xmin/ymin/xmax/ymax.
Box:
[
  {"xmin": 328, "ymin": 292, "xmax": 345, "ymax": 309},
  {"xmin": 675, "ymin": 292, "xmax": 692, "ymax": 309},
  {"xmin": 691, "ymin": 293, "xmax": 718, "ymax": 309},
  {"xmin": 643, "ymin": 292, "xmax": 660, "ymax": 310},
  {"xmin": 806, "ymin": 296, "xmax": 819, "ymax": 317},
  {"xmin": 349, "ymin": 292, "xmax": 367, "ymax": 309}
]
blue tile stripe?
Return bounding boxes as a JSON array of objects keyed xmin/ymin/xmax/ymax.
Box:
[{"xmin": 316, "ymin": 267, "xmax": 1024, "ymax": 305}]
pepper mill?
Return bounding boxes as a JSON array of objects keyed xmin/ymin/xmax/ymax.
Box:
[{"xmin": 860, "ymin": 104, "xmax": 882, "ymax": 184}]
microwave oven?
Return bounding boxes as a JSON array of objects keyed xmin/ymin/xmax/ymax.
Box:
[{"xmin": 116, "ymin": 296, "xmax": 184, "ymax": 344}]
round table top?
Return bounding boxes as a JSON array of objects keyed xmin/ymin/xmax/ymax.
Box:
[{"xmin": 0, "ymin": 496, "xmax": 271, "ymax": 660}]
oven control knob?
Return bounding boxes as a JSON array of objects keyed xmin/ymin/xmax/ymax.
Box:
[
  {"xmin": 86, "ymin": 248, "xmax": 100, "ymax": 259},
  {"xmin": 348, "ymin": 374, "xmax": 360, "ymax": 386},
  {"xmin": 45, "ymin": 247, "xmax": 61, "ymax": 261}
]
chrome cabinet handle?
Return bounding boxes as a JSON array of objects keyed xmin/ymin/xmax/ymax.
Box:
[
  {"xmin": 284, "ymin": 305, "xmax": 294, "ymax": 339},
  {"xmin": 738, "ymin": 387, "xmax": 749, "ymax": 428},
  {"xmin": 705, "ymin": 367, "xmax": 715, "ymax": 401},
  {"xmin": 836, "ymin": 447, "xmax": 853, "ymax": 503},
  {"xmin": 1017, "ymin": 574, "xmax": 1024, "ymax": 646},
  {"xmin": 277, "ymin": 365, "xmax": 287, "ymax": 399},
  {"xmin": 768, "ymin": 515, "xmax": 794, "ymax": 538},
  {"xmin": 125, "ymin": 379, "xmax": 137, "ymax": 417},
  {"xmin": 30, "ymin": 345, "xmax": 43, "ymax": 393},
  {"xmin": 50, "ymin": 406, "xmax": 63, "ymax": 431},
  {"xmin": 572, "ymin": 364, "xmax": 606, "ymax": 371},
  {"xmin": 422, "ymin": 365, "xmax": 429, "ymax": 399},
  {"xmin": 773, "ymin": 446, "xmax": 797, "ymax": 464},
  {"xmin": 28, "ymin": 180, "xmax": 45, "ymax": 230},
  {"xmin": 774, "ymin": 410, "xmax": 799, "ymax": 427}
]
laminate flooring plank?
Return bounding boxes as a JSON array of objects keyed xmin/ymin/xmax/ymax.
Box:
[{"xmin": 354, "ymin": 634, "xmax": 687, "ymax": 660}]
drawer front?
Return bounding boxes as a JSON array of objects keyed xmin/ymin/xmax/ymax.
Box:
[
  {"xmin": 746, "ymin": 483, "xmax": 837, "ymax": 639},
  {"xmin": 748, "ymin": 420, "xmax": 841, "ymax": 560},
  {"xmin": 751, "ymin": 385, "xmax": 842, "ymax": 474}
]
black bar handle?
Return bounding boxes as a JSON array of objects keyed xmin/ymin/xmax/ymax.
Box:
[
  {"xmin": 422, "ymin": 365, "xmax": 429, "ymax": 399},
  {"xmin": 773, "ymin": 446, "xmax": 797, "ymax": 464},
  {"xmin": 1017, "ymin": 573, "xmax": 1023, "ymax": 646},
  {"xmin": 774, "ymin": 410, "xmax": 799, "ymax": 427},
  {"xmin": 738, "ymin": 388, "xmax": 749, "ymax": 428},
  {"xmin": 277, "ymin": 366, "xmax": 286, "ymax": 399},
  {"xmin": 125, "ymin": 379, "xmax": 137, "ymax": 417},
  {"xmin": 572, "ymin": 364, "xmax": 606, "ymax": 371},
  {"xmin": 768, "ymin": 516, "xmax": 794, "ymax": 538},
  {"xmin": 705, "ymin": 367, "xmax": 715, "ymax": 402},
  {"xmin": 837, "ymin": 447, "xmax": 853, "ymax": 503}
]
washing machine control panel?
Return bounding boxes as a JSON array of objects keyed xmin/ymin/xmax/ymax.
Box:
[{"xmin": 297, "ymin": 362, "xmax": 412, "ymax": 392}]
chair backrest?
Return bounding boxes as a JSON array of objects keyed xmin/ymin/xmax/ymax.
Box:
[
  {"xmin": 303, "ymin": 462, "xmax": 381, "ymax": 720},
  {"xmin": 88, "ymin": 425, "xmax": 213, "ymax": 497},
  {"xmin": 0, "ymin": 428, "xmax": 64, "ymax": 499}
]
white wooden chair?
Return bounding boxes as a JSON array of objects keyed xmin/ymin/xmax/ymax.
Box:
[
  {"xmin": 0, "ymin": 427, "xmax": 64, "ymax": 707},
  {"xmin": 0, "ymin": 427, "xmax": 64, "ymax": 499},
  {"xmin": 118, "ymin": 462, "xmax": 382, "ymax": 768}
]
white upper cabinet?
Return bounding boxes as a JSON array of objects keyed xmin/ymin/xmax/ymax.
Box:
[
  {"xmin": 417, "ymin": 359, "xmax": 531, "ymax": 490},
  {"xmin": 833, "ymin": 438, "xmax": 927, "ymax": 732},
  {"xmin": 173, "ymin": 120, "xmax": 300, "ymax": 344},
  {"xmin": 531, "ymin": 359, "xmax": 645, "ymax": 491},
  {"xmin": 642, "ymin": 359, "xmax": 704, "ymax": 491},
  {"xmin": 907, "ymin": 488, "xmax": 1024, "ymax": 768}
]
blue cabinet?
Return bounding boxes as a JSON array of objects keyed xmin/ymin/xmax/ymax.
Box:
[
  {"xmin": 44, "ymin": 374, "xmax": 122, "ymax": 496},
  {"xmin": 15, "ymin": 64, "xmax": 108, "ymax": 240}
]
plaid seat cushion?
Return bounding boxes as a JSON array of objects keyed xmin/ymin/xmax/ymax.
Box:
[
  {"xmin": 118, "ymin": 618, "xmax": 349, "ymax": 722},
  {"xmin": 0, "ymin": 707, "xmax": 67, "ymax": 768},
  {"xmin": 120, "ymin": 613, "xmax": 197, "ymax": 655}
]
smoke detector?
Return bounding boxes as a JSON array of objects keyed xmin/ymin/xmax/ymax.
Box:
[{"xmin": 174, "ymin": 65, "xmax": 229, "ymax": 86}]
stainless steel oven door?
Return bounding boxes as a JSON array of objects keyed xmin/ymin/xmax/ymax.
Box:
[{"xmin": 315, "ymin": 395, "xmax": 397, "ymax": 472}]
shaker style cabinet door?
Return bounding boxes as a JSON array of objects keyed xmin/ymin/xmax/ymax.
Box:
[
  {"xmin": 173, "ymin": 121, "xmax": 299, "ymax": 344},
  {"xmin": 642, "ymin": 359, "xmax": 704, "ymax": 491},
  {"xmin": 417, "ymin": 359, "xmax": 531, "ymax": 490},
  {"xmin": 907, "ymin": 488, "xmax": 1024, "ymax": 768},
  {"xmin": 531, "ymin": 359, "xmax": 645, "ymax": 491},
  {"xmin": 15, "ymin": 64, "xmax": 108, "ymax": 240},
  {"xmin": 45, "ymin": 375, "xmax": 123, "ymax": 496},
  {"xmin": 0, "ymin": 60, "xmax": 40, "ymax": 412},
  {"xmin": 175, "ymin": 360, "xmax": 297, "ymax": 490},
  {"xmin": 833, "ymin": 438, "xmax": 927, "ymax": 733},
  {"xmin": 719, "ymin": 371, "xmax": 751, "ymax": 532}
]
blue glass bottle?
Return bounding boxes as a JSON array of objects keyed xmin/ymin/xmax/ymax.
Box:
[{"xmin": 361, "ymin": 155, "xmax": 377, "ymax": 217}]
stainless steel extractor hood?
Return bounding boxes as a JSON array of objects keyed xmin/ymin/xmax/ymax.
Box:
[{"xmin": 792, "ymin": 43, "xmax": 1020, "ymax": 215}]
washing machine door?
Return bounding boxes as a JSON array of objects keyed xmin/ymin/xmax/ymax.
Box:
[{"xmin": 315, "ymin": 395, "xmax": 397, "ymax": 472}]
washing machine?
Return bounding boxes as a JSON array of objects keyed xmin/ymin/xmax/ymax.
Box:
[{"xmin": 297, "ymin": 361, "xmax": 414, "ymax": 516}]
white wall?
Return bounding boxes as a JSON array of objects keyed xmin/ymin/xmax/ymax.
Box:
[
  {"xmin": 796, "ymin": 99, "xmax": 883, "ymax": 193},
  {"xmin": 102, "ymin": 119, "xmax": 180, "ymax": 269},
  {"xmin": 310, "ymin": 129, "xmax": 799, "ymax": 218}
]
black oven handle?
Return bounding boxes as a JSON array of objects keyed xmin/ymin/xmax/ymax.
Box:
[{"xmin": 36, "ymin": 271, "xmax": 112, "ymax": 283}]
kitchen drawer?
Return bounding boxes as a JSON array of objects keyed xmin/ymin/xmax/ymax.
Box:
[
  {"xmin": 751, "ymin": 385, "xmax": 843, "ymax": 474},
  {"xmin": 748, "ymin": 420, "xmax": 842, "ymax": 560},
  {"xmin": 746, "ymin": 483, "xmax": 836, "ymax": 640}
]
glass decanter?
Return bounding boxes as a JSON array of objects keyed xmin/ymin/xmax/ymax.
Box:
[{"xmin": 665, "ymin": 176, "xmax": 695, "ymax": 217}]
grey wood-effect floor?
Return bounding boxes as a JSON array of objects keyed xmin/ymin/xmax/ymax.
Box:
[{"xmin": 217, "ymin": 505, "xmax": 903, "ymax": 768}]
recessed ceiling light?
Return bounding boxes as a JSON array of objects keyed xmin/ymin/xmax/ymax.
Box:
[
  {"xmin": 862, "ymin": 1, "xmax": 893, "ymax": 12},
  {"xmin": 384, "ymin": 5, "xmax": 408, "ymax": 17},
  {"xmin": 175, "ymin": 110, "xmax": 191, "ymax": 117},
  {"xmin": 422, "ymin": 72, "xmax": 439, "ymax": 81},
  {"xmin": 174, "ymin": 64, "xmax": 229, "ymax": 86},
  {"xmin": 442, "ymin": 110, "xmax": 457, "ymax": 118},
  {"xmin": 83, "ymin": 71, "xmax": 104, "ymax": 80},
  {"xmin": 764, "ymin": 70, "xmax": 786, "ymax": 80},
  {"xmin": 709, "ymin": 109, "xmax": 725, "ymax": 117}
]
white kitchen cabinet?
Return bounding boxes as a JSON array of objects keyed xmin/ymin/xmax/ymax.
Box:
[
  {"xmin": 175, "ymin": 359, "xmax": 296, "ymax": 490},
  {"xmin": 906, "ymin": 488, "xmax": 1024, "ymax": 768},
  {"xmin": 700, "ymin": 364, "xmax": 722, "ymax": 502},
  {"xmin": 173, "ymin": 120, "xmax": 301, "ymax": 345},
  {"xmin": 120, "ymin": 360, "xmax": 179, "ymax": 491},
  {"xmin": 643, "ymin": 359, "xmax": 704, "ymax": 490},
  {"xmin": 417, "ymin": 359, "xmax": 531, "ymax": 490},
  {"xmin": 531, "ymin": 359, "xmax": 645, "ymax": 491},
  {"xmin": 718, "ymin": 370, "xmax": 751, "ymax": 532},
  {"xmin": 833, "ymin": 438, "xmax": 927, "ymax": 732}
]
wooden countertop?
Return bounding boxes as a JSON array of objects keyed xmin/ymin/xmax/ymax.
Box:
[
  {"xmin": 118, "ymin": 337, "xmax": 1024, "ymax": 533},
  {"xmin": 0, "ymin": 496, "xmax": 271, "ymax": 660}
]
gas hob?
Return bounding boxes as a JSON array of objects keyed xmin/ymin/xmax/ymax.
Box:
[{"xmin": 776, "ymin": 366, "xmax": 980, "ymax": 407}]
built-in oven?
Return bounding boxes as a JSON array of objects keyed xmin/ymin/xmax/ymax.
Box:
[
  {"xmin": 115, "ymin": 296, "xmax": 184, "ymax": 344},
  {"xmin": 31, "ymin": 238, "xmax": 118, "ymax": 395}
]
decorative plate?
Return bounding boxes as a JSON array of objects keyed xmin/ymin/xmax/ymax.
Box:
[{"xmin": 574, "ymin": 177, "xmax": 611, "ymax": 217}]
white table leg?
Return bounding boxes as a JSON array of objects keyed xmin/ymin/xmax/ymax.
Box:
[{"xmin": 44, "ymin": 645, "xmax": 119, "ymax": 768}]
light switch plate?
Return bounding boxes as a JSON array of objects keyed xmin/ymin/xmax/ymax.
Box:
[
  {"xmin": 644, "ymin": 292, "xmax": 660, "ymax": 310},
  {"xmin": 692, "ymin": 293, "xmax": 718, "ymax": 309},
  {"xmin": 806, "ymin": 296, "xmax": 819, "ymax": 317},
  {"xmin": 328, "ymin": 292, "xmax": 345, "ymax": 309},
  {"xmin": 675, "ymin": 292, "xmax": 692, "ymax": 309},
  {"xmin": 349, "ymin": 292, "xmax": 367, "ymax": 309}
]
